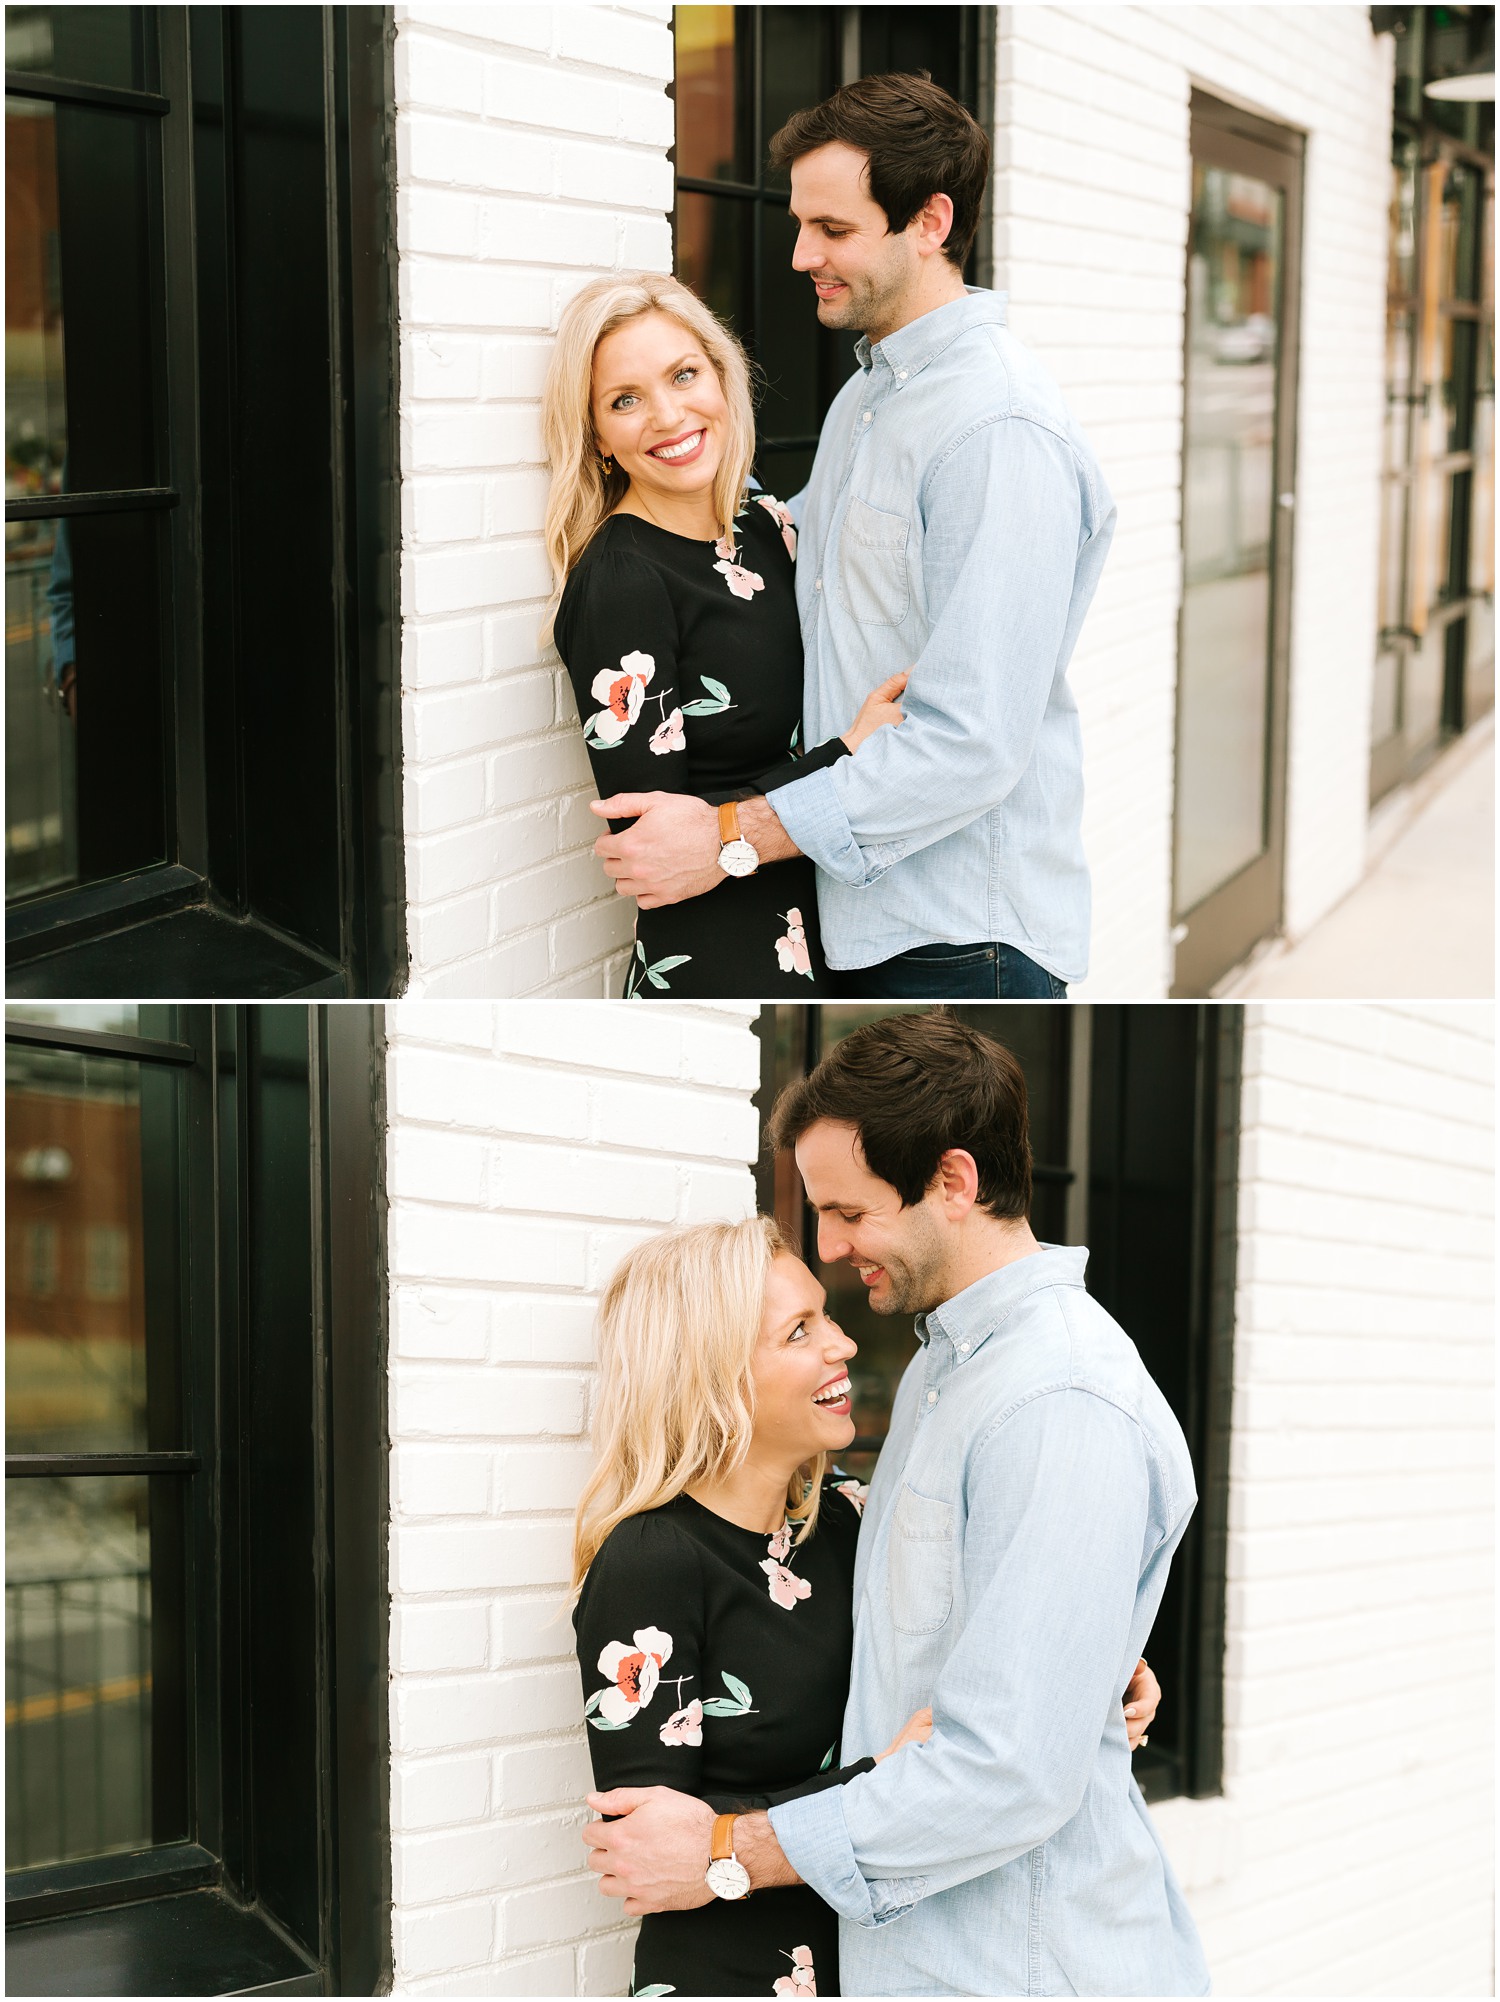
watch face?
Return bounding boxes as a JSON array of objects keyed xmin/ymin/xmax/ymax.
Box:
[
  {"xmin": 705, "ymin": 1856, "xmax": 752, "ymax": 1900},
  {"xmin": 718, "ymin": 837, "xmax": 759, "ymax": 879}
]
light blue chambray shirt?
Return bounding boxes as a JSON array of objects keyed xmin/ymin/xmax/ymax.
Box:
[
  {"xmin": 765, "ymin": 290, "xmax": 1115, "ymax": 984},
  {"xmin": 768, "ymin": 1248, "xmax": 1210, "ymax": 1998}
]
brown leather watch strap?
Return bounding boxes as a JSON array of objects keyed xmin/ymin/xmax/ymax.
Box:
[
  {"xmin": 717, "ymin": 801, "xmax": 741, "ymax": 846},
  {"xmin": 710, "ymin": 1812, "xmax": 737, "ymax": 1862}
]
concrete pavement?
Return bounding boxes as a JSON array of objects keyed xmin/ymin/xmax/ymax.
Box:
[{"xmin": 1229, "ymin": 716, "xmax": 1494, "ymax": 999}]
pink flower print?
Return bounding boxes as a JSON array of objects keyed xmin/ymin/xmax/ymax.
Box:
[
  {"xmin": 760, "ymin": 1557, "xmax": 812, "ymax": 1611},
  {"xmin": 775, "ymin": 908, "xmax": 813, "ymax": 979},
  {"xmin": 650, "ymin": 706, "xmax": 686, "ymax": 756},
  {"xmin": 658, "ymin": 1698, "xmax": 704, "ymax": 1747},
  {"xmin": 714, "ymin": 557, "xmax": 765, "ymax": 602},
  {"xmin": 714, "ymin": 532, "xmax": 738, "ymax": 561},
  {"xmin": 835, "ymin": 1479, "xmax": 869, "ymax": 1516},
  {"xmin": 767, "ymin": 1522, "xmax": 792, "ymax": 1562},
  {"xmin": 587, "ymin": 649, "xmax": 655, "ymax": 745},
  {"xmin": 757, "ymin": 494, "xmax": 798, "ymax": 560},
  {"xmin": 595, "ymin": 1625, "xmax": 672, "ymax": 1724},
  {"xmin": 774, "ymin": 1946, "xmax": 817, "ymax": 1996}
]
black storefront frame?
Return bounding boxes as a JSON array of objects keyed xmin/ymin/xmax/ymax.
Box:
[
  {"xmin": 4, "ymin": 1007, "xmax": 392, "ymax": 1998},
  {"xmin": 5, "ymin": 9, "xmax": 405, "ymax": 1002}
]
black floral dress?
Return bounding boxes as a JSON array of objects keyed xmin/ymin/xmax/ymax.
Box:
[
  {"xmin": 574, "ymin": 1477, "xmax": 873, "ymax": 1997},
  {"xmin": 554, "ymin": 495, "xmax": 846, "ymax": 998}
]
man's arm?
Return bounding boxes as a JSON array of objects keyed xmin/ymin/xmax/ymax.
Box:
[{"xmin": 766, "ymin": 1389, "xmax": 1161, "ymax": 1928}]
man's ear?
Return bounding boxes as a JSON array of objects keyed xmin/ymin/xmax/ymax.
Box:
[
  {"xmin": 934, "ymin": 1147, "xmax": 979, "ymax": 1218},
  {"xmin": 913, "ymin": 191, "xmax": 955, "ymax": 262}
]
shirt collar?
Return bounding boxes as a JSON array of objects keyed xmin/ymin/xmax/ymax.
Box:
[
  {"xmin": 854, "ymin": 285, "xmax": 1010, "ymax": 383},
  {"xmin": 915, "ymin": 1244, "xmax": 1089, "ymax": 1359}
]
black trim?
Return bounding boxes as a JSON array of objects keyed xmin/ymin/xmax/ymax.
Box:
[
  {"xmin": 8, "ymin": 865, "xmax": 204, "ymax": 957},
  {"xmin": 5, "ymin": 1453, "xmax": 200, "ymax": 1478},
  {"xmin": 5, "ymin": 1846, "xmax": 219, "ymax": 1927},
  {"xmin": 4, "ymin": 489, "xmax": 179, "ymax": 521},
  {"xmin": 1, "ymin": 1022, "xmax": 195, "ymax": 1065},
  {"xmin": 4, "ymin": 71, "xmax": 169, "ymax": 115}
]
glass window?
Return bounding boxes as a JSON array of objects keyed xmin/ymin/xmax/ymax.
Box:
[{"xmin": 3, "ymin": 6, "xmax": 150, "ymax": 91}]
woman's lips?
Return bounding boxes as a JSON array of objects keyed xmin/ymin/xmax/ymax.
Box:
[{"xmin": 646, "ymin": 429, "xmax": 706, "ymax": 466}]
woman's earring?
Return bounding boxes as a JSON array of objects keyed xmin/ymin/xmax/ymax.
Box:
[{"xmin": 599, "ymin": 453, "xmax": 614, "ymax": 476}]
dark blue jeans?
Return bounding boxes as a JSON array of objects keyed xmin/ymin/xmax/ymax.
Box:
[{"xmin": 836, "ymin": 939, "xmax": 1068, "ymax": 1000}]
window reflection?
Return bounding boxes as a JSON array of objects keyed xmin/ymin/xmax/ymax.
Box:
[
  {"xmin": 5, "ymin": 1045, "xmax": 148, "ymax": 1456},
  {"xmin": 674, "ymin": 6, "xmax": 746, "ymax": 185},
  {"xmin": 4, "ymin": 6, "xmax": 147, "ymax": 92},
  {"xmin": 1175, "ymin": 166, "xmax": 1282, "ymax": 916},
  {"xmin": 6, "ymin": 100, "xmax": 67, "ymax": 503}
]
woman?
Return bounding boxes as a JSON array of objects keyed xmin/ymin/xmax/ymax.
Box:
[
  {"xmin": 570, "ymin": 1218, "xmax": 1159, "ymax": 1998},
  {"xmin": 542, "ymin": 273, "xmax": 904, "ymax": 999}
]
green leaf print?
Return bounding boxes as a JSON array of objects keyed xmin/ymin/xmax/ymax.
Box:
[
  {"xmin": 680, "ymin": 677, "xmax": 735, "ymax": 718},
  {"xmin": 633, "ymin": 1985, "xmax": 677, "ymax": 1996},
  {"xmin": 625, "ymin": 942, "xmax": 692, "ymax": 998},
  {"xmin": 700, "ymin": 1670, "xmax": 757, "ymax": 1719},
  {"xmin": 584, "ymin": 730, "xmax": 624, "ymax": 750},
  {"xmin": 819, "ymin": 1744, "xmax": 835, "ymax": 1772}
]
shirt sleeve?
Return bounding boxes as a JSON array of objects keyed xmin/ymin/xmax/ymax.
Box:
[
  {"xmin": 556, "ymin": 553, "xmax": 700, "ymax": 834},
  {"xmin": 575, "ymin": 1516, "xmax": 874, "ymax": 1817},
  {"xmin": 764, "ymin": 417, "xmax": 1109, "ymax": 886},
  {"xmin": 768, "ymin": 1389, "xmax": 1166, "ymax": 1926}
]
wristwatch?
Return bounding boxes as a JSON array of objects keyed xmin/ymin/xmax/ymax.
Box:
[
  {"xmin": 716, "ymin": 801, "xmax": 760, "ymax": 879},
  {"xmin": 704, "ymin": 1813, "xmax": 751, "ymax": 1900}
]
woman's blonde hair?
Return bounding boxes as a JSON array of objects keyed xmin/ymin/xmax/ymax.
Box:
[
  {"xmin": 540, "ymin": 271, "xmax": 758, "ymax": 644},
  {"xmin": 570, "ymin": 1215, "xmax": 826, "ymax": 1595}
]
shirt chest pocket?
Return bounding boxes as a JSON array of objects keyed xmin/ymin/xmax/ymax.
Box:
[
  {"xmin": 838, "ymin": 496, "xmax": 910, "ymax": 628},
  {"xmin": 887, "ymin": 1483, "xmax": 954, "ymax": 1636}
]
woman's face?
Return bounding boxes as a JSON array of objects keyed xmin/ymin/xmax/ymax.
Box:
[
  {"xmin": 749, "ymin": 1252, "xmax": 858, "ymax": 1463},
  {"xmin": 591, "ymin": 309, "xmax": 729, "ymax": 515}
]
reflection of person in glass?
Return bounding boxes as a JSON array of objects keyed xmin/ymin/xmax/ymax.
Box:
[
  {"xmin": 543, "ymin": 274, "xmax": 907, "ymax": 997},
  {"xmin": 572, "ymin": 75, "xmax": 1115, "ymax": 1001},
  {"xmin": 45, "ymin": 511, "xmax": 76, "ymax": 720},
  {"xmin": 580, "ymin": 1014, "xmax": 1190, "ymax": 1997}
]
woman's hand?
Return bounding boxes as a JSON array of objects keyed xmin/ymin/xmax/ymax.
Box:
[
  {"xmin": 1123, "ymin": 1657, "xmax": 1160, "ymax": 1750},
  {"xmin": 841, "ymin": 670, "xmax": 909, "ymax": 753},
  {"xmin": 875, "ymin": 1704, "xmax": 933, "ymax": 1762}
]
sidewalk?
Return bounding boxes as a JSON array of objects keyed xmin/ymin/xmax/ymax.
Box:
[{"xmin": 1229, "ymin": 716, "xmax": 1494, "ymax": 1000}]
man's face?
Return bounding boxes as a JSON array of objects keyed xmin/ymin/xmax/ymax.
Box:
[
  {"xmin": 787, "ymin": 142, "xmax": 923, "ymax": 341},
  {"xmin": 794, "ymin": 1118, "xmax": 954, "ymax": 1316}
]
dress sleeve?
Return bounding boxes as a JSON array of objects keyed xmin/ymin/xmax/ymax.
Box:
[
  {"xmin": 575, "ymin": 1514, "xmax": 876, "ymax": 1815},
  {"xmin": 555, "ymin": 552, "xmax": 699, "ymax": 835}
]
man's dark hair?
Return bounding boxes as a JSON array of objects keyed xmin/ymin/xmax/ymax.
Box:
[
  {"xmin": 768, "ymin": 1010, "xmax": 1031, "ymax": 1219},
  {"xmin": 768, "ymin": 71, "xmax": 990, "ymax": 270}
]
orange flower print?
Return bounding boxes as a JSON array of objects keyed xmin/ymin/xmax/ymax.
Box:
[
  {"xmin": 761, "ymin": 1556, "xmax": 812, "ymax": 1611},
  {"xmin": 714, "ymin": 556, "xmax": 765, "ymax": 601},
  {"xmin": 768, "ymin": 1522, "xmax": 792, "ymax": 1562},
  {"xmin": 834, "ymin": 1479, "xmax": 870, "ymax": 1516},
  {"xmin": 773, "ymin": 1945, "xmax": 817, "ymax": 1996},
  {"xmin": 714, "ymin": 532, "xmax": 738, "ymax": 561},
  {"xmin": 658, "ymin": 1697, "xmax": 703, "ymax": 1747},
  {"xmin": 775, "ymin": 909, "xmax": 813, "ymax": 979},
  {"xmin": 594, "ymin": 1625, "xmax": 673, "ymax": 1724},
  {"xmin": 587, "ymin": 650, "xmax": 655, "ymax": 746},
  {"xmin": 650, "ymin": 706, "xmax": 686, "ymax": 755},
  {"xmin": 756, "ymin": 494, "xmax": 798, "ymax": 560}
]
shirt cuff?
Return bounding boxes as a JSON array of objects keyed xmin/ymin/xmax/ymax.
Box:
[
  {"xmin": 768, "ymin": 1780, "xmax": 926, "ymax": 1928},
  {"xmin": 765, "ymin": 764, "xmax": 905, "ymax": 888}
]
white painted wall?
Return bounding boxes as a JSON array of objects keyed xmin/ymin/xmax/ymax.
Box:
[
  {"xmin": 996, "ymin": 7, "xmax": 1394, "ymax": 995},
  {"xmin": 384, "ymin": 1000, "xmax": 761, "ymax": 1993},
  {"xmin": 383, "ymin": 998, "xmax": 1493, "ymax": 1997},
  {"xmin": 1155, "ymin": 1001, "xmax": 1495, "ymax": 1993},
  {"xmin": 395, "ymin": 4, "xmax": 674, "ymax": 999},
  {"xmin": 393, "ymin": 5, "xmax": 1394, "ymax": 999}
]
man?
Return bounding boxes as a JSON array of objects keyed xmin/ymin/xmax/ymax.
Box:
[
  {"xmin": 584, "ymin": 1012, "xmax": 1210, "ymax": 1997},
  {"xmin": 591, "ymin": 76, "xmax": 1116, "ymax": 998}
]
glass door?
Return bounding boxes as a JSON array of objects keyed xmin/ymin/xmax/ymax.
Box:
[{"xmin": 1170, "ymin": 95, "xmax": 1303, "ymax": 998}]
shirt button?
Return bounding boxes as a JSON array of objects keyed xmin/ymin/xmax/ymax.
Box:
[
  {"xmin": 927, "ymin": 1390, "xmax": 939, "ymax": 1405},
  {"xmin": 814, "ymin": 577, "xmax": 823, "ymax": 591},
  {"xmin": 958, "ymin": 1341, "xmax": 970, "ymax": 1352},
  {"xmin": 862, "ymin": 411, "xmax": 872, "ymax": 423},
  {"xmin": 897, "ymin": 370, "xmax": 908, "ymax": 380}
]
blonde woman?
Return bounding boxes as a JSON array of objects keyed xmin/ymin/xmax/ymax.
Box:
[
  {"xmin": 542, "ymin": 274, "xmax": 905, "ymax": 998},
  {"xmin": 570, "ymin": 1219, "xmax": 1159, "ymax": 1998}
]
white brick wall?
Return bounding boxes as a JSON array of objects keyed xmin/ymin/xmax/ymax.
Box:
[
  {"xmin": 394, "ymin": 5, "xmax": 1393, "ymax": 999},
  {"xmin": 995, "ymin": 8, "xmax": 1394, "ymax": 994},
  {"xmin": 385, "ymin": 1001, "xmax": 761, "ymax": 1994},
  {"xmin": 395, "ymin": 5, "xmax": 674, "ymax": 999},
  {"xmin": 1154, "ymin": 1003, "xmax": 1494, "ymax": 1993}
]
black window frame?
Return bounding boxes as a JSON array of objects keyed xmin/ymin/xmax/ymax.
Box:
[
  {"xmin": 753, "ymin": 1002, "xmax": 1238, "ymax": 1805},
  {"xmin": 4, "ymin": 1005, "xmax": 392, "ymax": 1998},
  {"xmin": 5, "ymin": 7, "xmax": 405, "ymax": 1002}
]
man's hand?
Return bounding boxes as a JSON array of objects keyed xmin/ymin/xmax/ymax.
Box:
[
  {"xmin": 590, "ymin": 794, "xmax": 721, "ymax": 908},
  {"xmin": 583, "ymin": 1786, "xmax": 716, "ymax": 1916}
]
